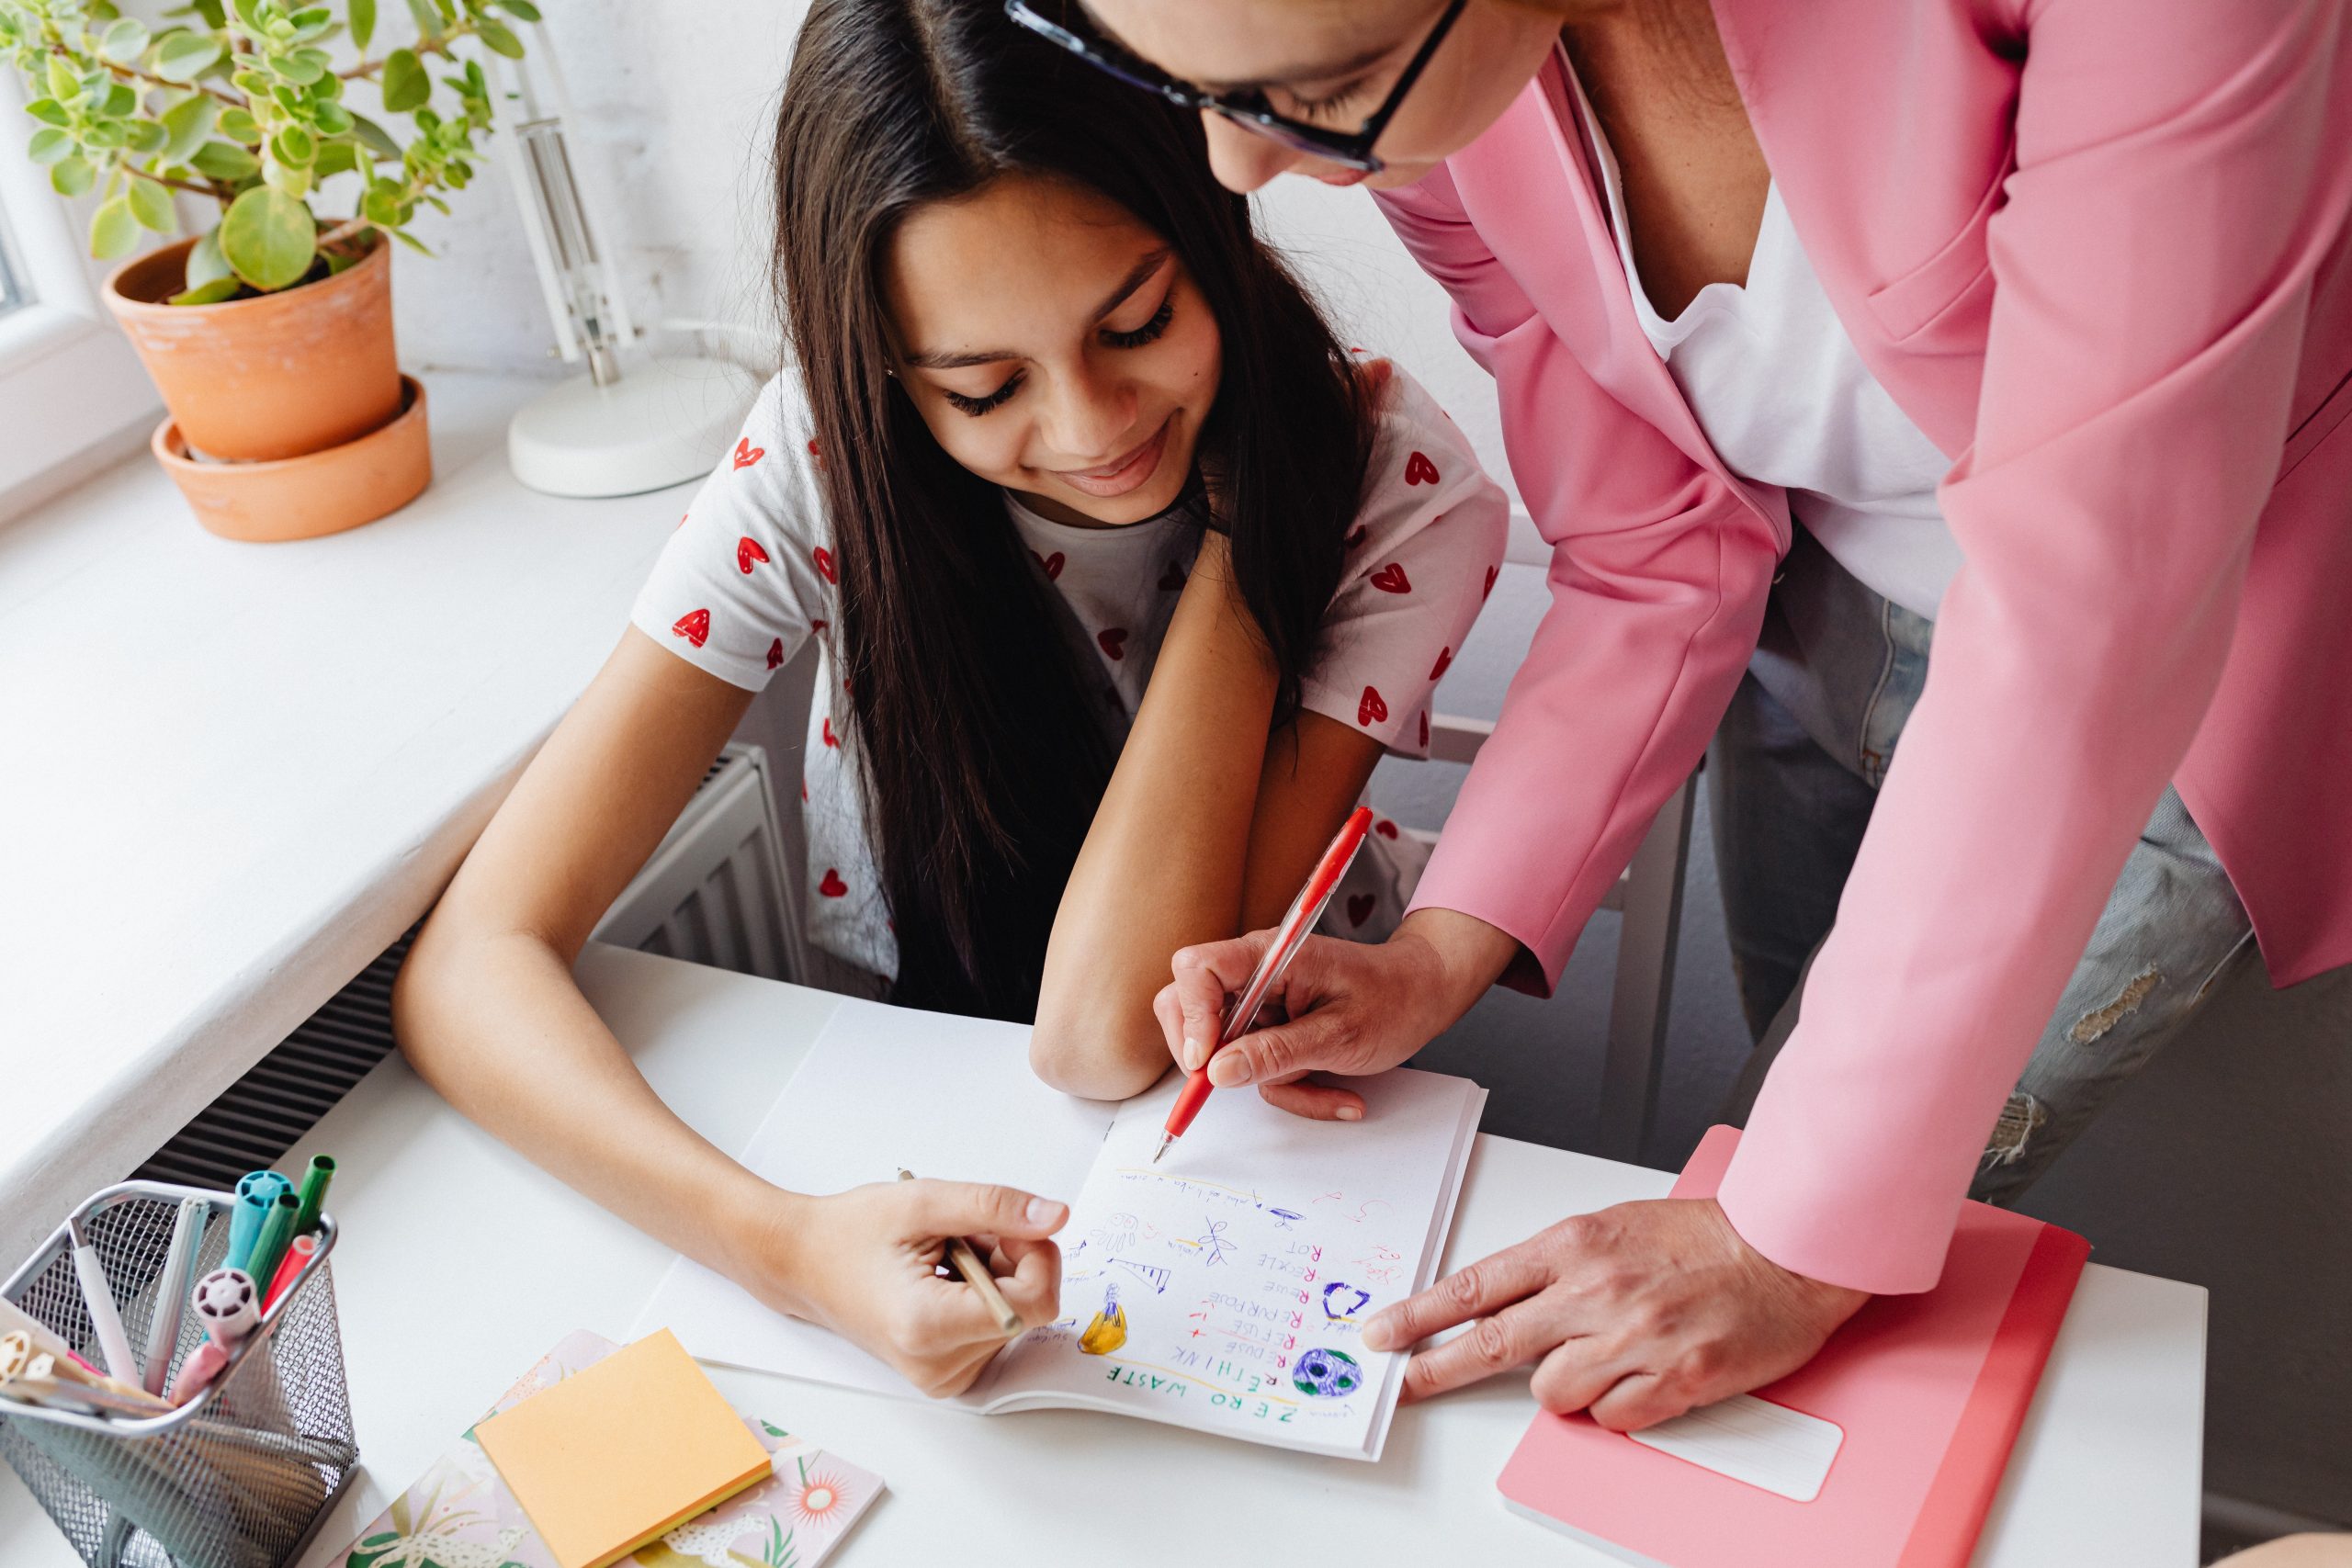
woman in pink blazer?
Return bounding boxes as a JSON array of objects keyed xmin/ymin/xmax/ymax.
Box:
[{"xmin": 1019, "ymin": 0, "xmax": 2352, "ymax": 1428}]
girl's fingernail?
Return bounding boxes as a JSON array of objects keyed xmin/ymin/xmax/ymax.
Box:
[
  {"xmin": 1337, "ymin": 1106, "xmax": 1362, "ymax": 1122},
  {"xmin": 1026, "ymin": 1198, "xmax": 1065, "ymax": 1228},
  {"xmin": 1362, "ymin": 1318, "xmax": 1396, "ymax": 1351},
  {"xmin": 1182, "ymin": 1033, "xmax": 1206, "ymax": 1072},
  {"xmin": 1207, "ymin": 1055, "xmax": 1248, "ymax": 1088}
]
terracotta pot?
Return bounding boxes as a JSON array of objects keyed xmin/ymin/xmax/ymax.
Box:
[
  {"xmin": 153, "ymin": 374, "xmax": 432, "ymax": 543},
  {"xmin": 105, "ymin": 235, "xmax": 403, "ymax": 464}
]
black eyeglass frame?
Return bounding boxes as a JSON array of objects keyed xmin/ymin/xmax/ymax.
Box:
[{"xmin": 1004, "ymin": 0, "xmax": 1468, "ymax": 174}]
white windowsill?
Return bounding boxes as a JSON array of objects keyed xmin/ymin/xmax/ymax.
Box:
[{"xmin": 0, "ymin": 369, "xmax": 690, "ymax": 1264}]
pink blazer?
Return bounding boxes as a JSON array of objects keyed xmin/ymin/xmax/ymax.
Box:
[{"xmin": 1379, "ymin": 0, "xmax": 2352, "ymax": 1293}]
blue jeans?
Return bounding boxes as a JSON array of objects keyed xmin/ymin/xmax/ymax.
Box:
[{"xmin": 1710, "ymin": 528, "xmax": 2256, "ymax": 1204}]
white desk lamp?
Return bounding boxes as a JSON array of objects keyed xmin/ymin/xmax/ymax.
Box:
[{"xmin": 497, "ymin": 29, "xmax": 753, "ymax": 498}]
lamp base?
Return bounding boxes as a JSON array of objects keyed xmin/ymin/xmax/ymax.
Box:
[{"xmin": 507, "ymin": 354, "xmax": 756, "ymax": 499}]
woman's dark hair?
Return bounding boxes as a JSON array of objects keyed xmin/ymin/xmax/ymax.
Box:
[{"xmin": 773, "ymin": 0, "xmax": 1372, "ymax": 1021}]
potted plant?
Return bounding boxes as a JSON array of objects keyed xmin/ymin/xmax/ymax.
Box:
[{"xmin": 0, "ymin": 0, "xmax": 531, "ymax": 539}]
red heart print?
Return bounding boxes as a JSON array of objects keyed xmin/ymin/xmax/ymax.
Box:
[
  {"xmin": 1430, "ymin": 646, "xmax": 1452, "ymax": 681},
  {"xmin": 1032, "ymin": 549, "xmax": 1065, "ymax": 581},
  {"xmin": 1159, "ymin": 562, "xmax": 1186, "ymax": 592},
  {"xmin": 810, "ymin": 619, "xmax": 829, "ymax": 637},
  {"xmin": 821, "ymin": 716, "xmax": 839, "ymax": 748},
  {"xmin": 1369, "ymin": 562, "xmax": 1411, "ymax": 594},
  {"xmin": 800, "ymin": 779, "xmax": 808, "ymax": 802},
  {"xmin": 670, "ymin": 609, "xmax": 709, "ymax": 649},
  {"xmin": 732, "ymin": 437, "xmax": 764, "ymax": 471},
  {"xmin": 1374, "ymin": 818, "xmax": 1399, "ymax": 840},
  {"xmin": 1347, "ymin": 894, "xmax": 1375, "ymax": 928},
  {"xmin": 766, "ymin": 637, "xmax": 785, "ymax": 671},
  {"xmin": 1404, "ymin": 451, "xmax": 1439, "ymax": 486},
  {"xmin": 738, "ymin": 536, "xmax": 770, "ymax": 574},
  {"xmin": 1349, "ymin": 345, "xmax": 1368, "ymax": 355},
  {"xmin": 806, "ymin": 437, "xmax": 824, "ymax": 471},
  {"xmin": 1098, "ymin": 626, "xmax": 1128, "ymax": 660},
  {"xmin": 1419, "ymin": 709, "xmax": 1430, "ymax": 748},
  {"xmin": 812, "ymin": 546, "xmax": 837, "ymax": 584},
  {"xmin": 818, "ymin": 868, "xmax": 848, "ymax": 897},
  {"xmin": 1344, "ymin": 525, "xmax": 1368, "ymax": 551},
  {"xmin": 1357, "ymin": 684, "xmax": 1387, "ymax": 728},
  {"xmin": 1482, "ymin": 564, "xmax": 1498, "ymax": 601},
  {"xmin": 676, "ymin": 513, "xmax": 688, "ymax": 530}
]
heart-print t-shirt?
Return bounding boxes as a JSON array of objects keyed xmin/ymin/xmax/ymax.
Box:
[{"xmin": 630, "ymin": 358, "xmax": 1510, "ymax": 983}]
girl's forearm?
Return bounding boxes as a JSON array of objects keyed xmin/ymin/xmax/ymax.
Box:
[
  {"xmin": 1034, "ymin": 536, "xmax": 1277, "ymax": 1096},
  {"xmin": 392, "ymin": 921, "xmax": 816, "ymax": 1307}
]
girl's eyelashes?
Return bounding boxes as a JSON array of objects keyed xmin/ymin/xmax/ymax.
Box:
[
  {"xmin": 933, "ymin": 289, "xmax": 1171, "ymax": 415},
  {"xmin": 943, "ymin": 372, "xmax": 1024, "ymax": 417},
  {"xmin": 1102, "ymin": 295, "xmax": 1174, "ymax": 350}
]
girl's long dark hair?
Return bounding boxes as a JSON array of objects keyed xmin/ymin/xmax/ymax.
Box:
[{"xmin": 773, "ymin": 0, "xmax": 1372, "ymax": 1021}]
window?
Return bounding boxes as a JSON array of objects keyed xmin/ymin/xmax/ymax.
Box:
[{"xmin": 0, "ymin": 71, "xmax": 161, "ymax": 513}]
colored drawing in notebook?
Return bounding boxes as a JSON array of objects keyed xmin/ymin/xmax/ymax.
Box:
[{"xmin": 1079, "ymin": 1283, "xmax": 1127, "ymax": 1355}]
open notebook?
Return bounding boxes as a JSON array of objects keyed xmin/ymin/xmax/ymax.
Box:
[{"xmin": 634, "ymin": 998, "xmax": 1486, "ymax": 1461}]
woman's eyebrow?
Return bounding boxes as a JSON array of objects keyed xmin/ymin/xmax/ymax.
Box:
[
  {"xmin": 1073, "ymin": 1, "xmax": 1398, "ymax": 94},
  {"xmin": 900, "ymin": 249, "xmax": 1173, "ymax": 372}
]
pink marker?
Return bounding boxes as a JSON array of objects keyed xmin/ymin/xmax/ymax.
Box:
[{"xmin": 166, "ymin": 1269, "xmax": 259, "ymax": 1405}]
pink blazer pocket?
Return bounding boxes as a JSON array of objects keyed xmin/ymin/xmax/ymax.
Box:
[{"xmin": 1864, "ymin": 164, "xmax": 2007, "ymax": 346}]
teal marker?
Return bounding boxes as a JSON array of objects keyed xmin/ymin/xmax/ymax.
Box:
[{"xmin": 225, "ymin": 1170, "xmax": 291, "ymax": 1273}]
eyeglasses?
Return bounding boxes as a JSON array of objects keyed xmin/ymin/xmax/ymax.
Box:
[{"xmin": 1004, "ymin": 0, "xmax": 1467, "ymax": 175}]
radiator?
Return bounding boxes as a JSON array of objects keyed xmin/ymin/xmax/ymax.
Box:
[{"xmin": 137, "ymin": 742, "xmax": 800, "ymax": 1190}]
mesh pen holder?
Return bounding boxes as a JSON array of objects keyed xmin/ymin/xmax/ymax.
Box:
[{"xmin": 0, "ymin": 1182, "xmax": 359, "ymax": 1568}]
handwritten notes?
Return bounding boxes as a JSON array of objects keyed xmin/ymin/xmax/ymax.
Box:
[
  {"xmin": 973, "ymin": 1069, "xmax": 1483, "ymax": 1459},
  {"xmin": 633, "ymin": 998, "xmax": 1484, "ymax": 1461}
]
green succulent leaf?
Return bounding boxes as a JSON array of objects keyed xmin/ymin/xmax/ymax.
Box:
[
  {"xmin": 314, "ymin": 137, "xmax": 356, "ymax": 175},
  {"xmin": 386, "ymin": 224, "xmax": 431, "ymax": 255},
  {"xmin": 45, "ymin": 54, "xmax": 78, "ymax": 103},
  {"xmin": 401, "ymin": 0, "xmax": 438, "ymax": 39},
  {"xmin": 218, "ymin": 184, "xmax": 315, "ymax": 289},
  {"xmin": 189, "ymin": 138, "xmax": 260, "ymax": 180},
  {"xmin": 218, "ymin": 107, "xmax": 262, "ymax": 143},
  {"xmin": 126, "ymin": 118, "xmax": 170, "ymax": 153},
  {"xmin": 492, "ymin": 0, "xmax": 539, "ymax": 19},
  {"xmin": 311, "ymin": 99, "xmax": 353, "ymax": 134},
  {"xmin": 380, "ymin": 46, "xmax": 427, "ymax": 111},
  {"xmin": 272, "ymin": 49, "xmax": 324, "ymax": 84},
  {"xmin": 168, "ymin": 276, "xmax": 244, "ymax": 305},
  {"xmin": 346, "ymin": 0, "xmax": 373, "ymax": 51},
  {"xmin": 51, "ymin": 153, "xmax": 96, "ymax": 197},
  {"xmin": 127, "ymin": 175, "xmax": 176, "ymax": 231},
  {"xmin": 360, "ymin": 175, "xmax": 402, "ymax": 225},
  {"xmin": 98, "ymin": 17, "xmax": 150, "ymax": 62},
  {"xmin": 159, "ymin": 93, "xmax": 217, "ymax": 163},
  {"xmin": 28, "ymin": 127, "xmax": 74, "ymax": 165},
  {"xmin": 153, "ymin": 31, "xmax": 224, "ymax": 83},
  {"xmin": 88, "ymin": 196, "xmax": 141, "ymax": 259},
  {"xmin": 185, "ymin": 223, "xmax": 233, "ymax": 287},
  {"xmin": 270, "ymin": 125, "xmax": 315, "ymax": 165},
  {"xmin": 348, "ymin": 111, "xmax": 400, "ymax": 160},
  {"xmin": 26, "ymin": 98, "xmax": 71, "ymax": 128},
  {"xmin": 474, "ymin": 17, "xmax": 521, "ymax": 57},
  {"xmin": 261, "ymin": 156, "xmax": 311, "ymax": 197}
]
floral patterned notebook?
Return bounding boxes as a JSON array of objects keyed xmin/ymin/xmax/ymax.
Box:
[{"xmin": 341, "ymin": 1330, "xmax": 883, "ymax": 1568}]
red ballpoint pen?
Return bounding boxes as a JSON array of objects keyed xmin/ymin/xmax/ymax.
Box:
[{"xmin": 1153, "ymin": 805, "xmax": 1375, "ymax": 1164}]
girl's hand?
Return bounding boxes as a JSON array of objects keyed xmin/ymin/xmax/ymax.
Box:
[{"xmin": 741, "ymin": 1179, "xmax": 1068, "ymax": 1397}]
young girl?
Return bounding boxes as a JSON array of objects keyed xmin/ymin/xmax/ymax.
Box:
[{"xmin": 392, "ymin": 0, "xmax": 1506, "ymax": 1396}]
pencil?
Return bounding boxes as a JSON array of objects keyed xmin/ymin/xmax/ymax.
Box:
[{"xmin": 896, "ymin": 1169, "xmax": 1025, "ymax": 1338}]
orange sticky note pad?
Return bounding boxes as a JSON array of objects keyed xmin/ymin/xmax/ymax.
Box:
[{"xmin": 474, "ymin": 1328, "xmax": 771, "ymax": 1568}]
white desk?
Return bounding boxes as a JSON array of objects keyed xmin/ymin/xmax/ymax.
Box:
[
  {"xmin": 0, "ymin": 377, "xmax": 695, "ymax": 1265},
  {"xmin": 0, "ymin": 945, "xmax": 2208, "ymax": 1567}
]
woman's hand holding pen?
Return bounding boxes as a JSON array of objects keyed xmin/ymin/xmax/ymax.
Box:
[
  {"xmin": 731, "ymin": 1179, "xmax": 1068, "ymax": 1398},
  {"xmin": 1153, "ymin": 908, "xmax": 1520, "ymax": 1121}
]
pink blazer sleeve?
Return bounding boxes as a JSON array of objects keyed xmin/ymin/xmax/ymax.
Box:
[
  {"xmin": 1719, "ymin": 0, "xmax": 2352, "ymax": 1292},
  {"xmin": 1376, "ymin": 165, "xmax": 1781, "ymax": 989}
]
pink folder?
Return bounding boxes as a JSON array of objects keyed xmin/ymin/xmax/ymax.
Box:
[{"xmin": 1497, "ymin": 1126, "xmax": 2088, "ymax": 1567}]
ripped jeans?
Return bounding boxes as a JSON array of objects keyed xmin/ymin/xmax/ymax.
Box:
[{"xmin": 1711, "ymin": 527, "xmax": 2256, "ymax": 1205}]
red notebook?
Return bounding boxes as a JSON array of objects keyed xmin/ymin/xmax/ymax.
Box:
[{"xmin": 1497, "ymin": 1126, "xmax": 2088, "ymax": 1568}]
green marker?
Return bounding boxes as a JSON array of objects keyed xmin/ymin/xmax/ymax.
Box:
[
  {"xmin": 244, "ymin": 1190, "xmax": 303, "ymax": 1294},
  {"xmin": 290, "ymin": 1155, "xmax": 336, "ymax": 1236}
]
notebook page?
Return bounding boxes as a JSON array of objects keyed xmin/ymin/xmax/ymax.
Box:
[
  {"xmin": 633, "ymin": 998, "xmax": 1116, "ymax": 1395},
  {"xmin": 976, "ymin": 1066, "xmax": 1484, "ymax": 1460}
]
